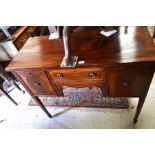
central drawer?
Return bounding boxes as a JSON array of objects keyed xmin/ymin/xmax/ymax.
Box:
[{"xmin": 48, "ymin": 67, "xmax": 104, "ymax": 80}]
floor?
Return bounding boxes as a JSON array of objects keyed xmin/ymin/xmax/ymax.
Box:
[
  {"xmin": 0, "ymin": 74, "xmax": 154, "ymax": 129},
  {"xmin": 0, "ymin": 27, "xmax": 155, "ymax": 129}
]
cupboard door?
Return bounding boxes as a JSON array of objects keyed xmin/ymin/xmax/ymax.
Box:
[
  {"xmin": 107, "ymin": 65, "xmax": 149, "ymax": 97},
  {"xmin": 17, "ymin": 71, "xmax": 56, "ymax": 96}
]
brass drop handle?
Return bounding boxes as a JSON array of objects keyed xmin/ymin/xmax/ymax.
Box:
[
  {"xmin": 88, "ymin": 72, "xmax": 96, "ymax": 77},
  {"xmin": 56, "ymin": 73, "xmax": 63, "ymax": 78},
  {"xmin": 123, "ymin": 82, "xmax": 129, "ymax": 88},
  {"xmin": 34, "ymin": 83, "xmax": 41, "ymax": 87}
]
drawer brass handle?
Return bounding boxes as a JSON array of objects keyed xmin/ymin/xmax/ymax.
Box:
[
  {"xmin": 123, "ymin": 82, "xmax": 129, "ymax": 88},
  {"xmin": 34, "ymin": 83, "xmax": 41, "ymax": 87},
  {"xmin": 88, "ymin": 72, "xmax": 96, "ymax": 77},
  {"xmin": 56, "ymin": 73, "xmax": 63, "ymax": 78}
]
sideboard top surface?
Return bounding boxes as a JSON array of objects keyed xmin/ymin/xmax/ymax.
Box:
[{"xmin": 6, "ymin": 26, "xmax": 155, "ymax": 71}]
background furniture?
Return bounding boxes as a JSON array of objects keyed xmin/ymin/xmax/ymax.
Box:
[
  {"xmin": 0, "ymin": 26, "xmax": 48, "ymax": 50},
  {"xmin": 12, "ymin": 26, "xmax": 37, "ymax": 50},
  {"xmin": 0, "ymin": 82, "xmax": 18, "ymax": 106},
  {"xmin": 0, "ymin": 26, "xmax": 48, "ymax": 96},
  {"xmin": 0, "ymin": 40, "xmax": 18, "ymax": 61},
  {"xmin": 6, "ymin": 27, "xmax": 155, "ymax": 122},
  {"xmin": 0, "ymin": 64, "xmax": 25, "ymax": 105},
  {"xmin": 0, "ymin": 39, "xmax": 25, "ymax": 92}
]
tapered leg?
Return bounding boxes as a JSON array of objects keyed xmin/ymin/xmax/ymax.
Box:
[
  {"xmin": 32, "ymin": 96, "xmax": 52, "ymax": 118},
  {"xmin": 133, "ymin": 67, "xmax": 154, "ymax": 123},
  {"xmin": 13, "ymin": 72, "xmax": 52, "ymax": 118},
  {"xmin": 0, "ymin": 86, "xmax": 18, "ymax": 105},
  {"xmin": 134, "ymin": 95, "xmax": 146, "ymax": 123}
]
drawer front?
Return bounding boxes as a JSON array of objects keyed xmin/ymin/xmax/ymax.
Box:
[
  {"xmin": 17, "ymin": 71, "xmax": 56, "ymax": 95},
  {"xmin": 48, "ymin": 67, "xmax": 104, "ymax": 80},
  {"xmin": 26, "ymin": 26, "xmax": 37, "ymax": 36},
  {"xmin": 107, "ymin": 65, "xmax": 149, "ymax": 97},
  {"xmin": 53, "ymin": 79, "xmax": 107, "ymax": 96},
  {"xmin": 14, "ymin": 41, "xmax": 22, "ymax": 50}
]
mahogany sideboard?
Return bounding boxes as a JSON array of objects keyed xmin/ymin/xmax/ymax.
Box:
[{"xmin": 6, "ymin": 26, "xmax": 155, "ymax": 123}]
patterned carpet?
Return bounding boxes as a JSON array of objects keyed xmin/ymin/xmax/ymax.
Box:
[{"xmin": 29, "ymin": 86, "xmax": 129, "ymax": 109}]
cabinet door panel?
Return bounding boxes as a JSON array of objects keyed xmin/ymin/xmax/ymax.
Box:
[
  {"xmin": 107, "ymin": 65, "xmax": 149, "ymax": 97},
  {"xmin": 17, "ymin": 71, "xmax": 56, "ymax": 95}
]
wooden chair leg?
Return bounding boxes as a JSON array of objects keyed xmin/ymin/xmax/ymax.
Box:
[
  {"xmin": 0, "ymin": 64, "xmax": 25, "ymax": 94},
  {"xmin": 125, "ymin": 26, "xmax": 128, "ymax": 34},
  {"xmin": 0, "ymin": 86, "xmax": 18, "ymax": 105},
  {"xmin": 11, "ymin": 79, "xmax": 25, "ymax": 94}
]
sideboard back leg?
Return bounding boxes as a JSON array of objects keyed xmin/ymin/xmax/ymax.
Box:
[
  {"xmin": 134, "ymin": 67, "xmax": 154, "ymax": 123},
  {"xmin": 13, "ymin": 72, "xmax": 52, "ymax": 118}
]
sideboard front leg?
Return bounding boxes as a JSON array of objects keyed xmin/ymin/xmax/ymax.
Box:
[
  {"xmin": 134, "ymin": 95, "xmax": 147, "ymax": 123},
  {"xmin": 13, "ymin": 72, "xmax": 52, "ymax": 118},
  {"xmin": 32, "ymin": 96, "xmax": 52, "ymax": 118},
  {"xmin": 134, "ymin": 68, "xmax": 154, "ymax": 123}
]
